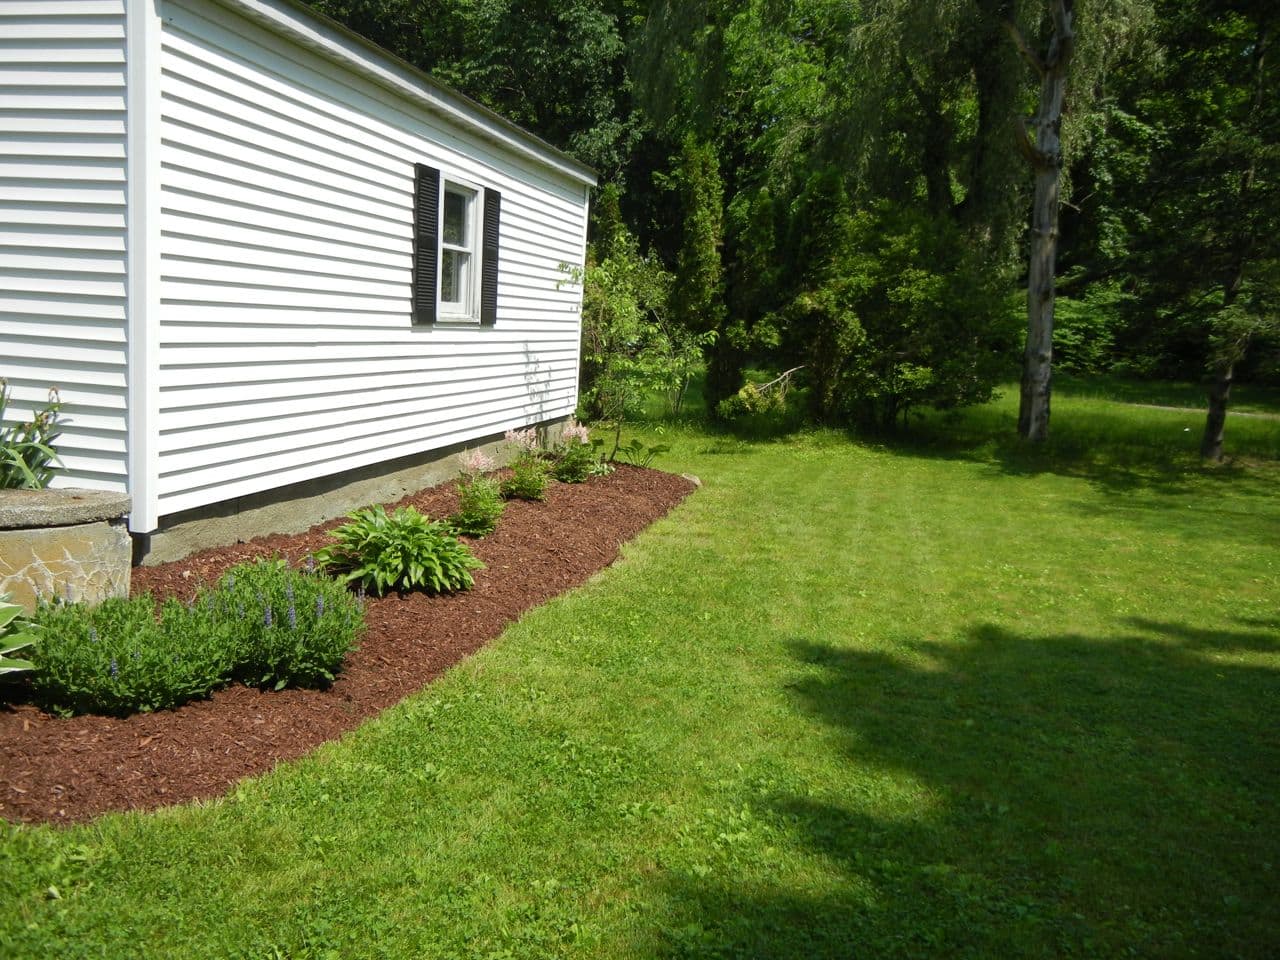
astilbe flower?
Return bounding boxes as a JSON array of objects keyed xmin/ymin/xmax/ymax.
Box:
[
  {"xmin": 561, "ymin": 419, "xmax": 590, "ymax": 445},
  {"xmin": 504, "ymin": 427, "xmax": 540, "ymax": 453},
  {"xmin": 458, "ymin": 447, "xmax": 496, "ymax": 478}
]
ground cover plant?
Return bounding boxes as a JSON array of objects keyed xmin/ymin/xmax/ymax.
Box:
[{"xmin": 0, "ymin": 380, "xmax": 1276, "ymax": 958}]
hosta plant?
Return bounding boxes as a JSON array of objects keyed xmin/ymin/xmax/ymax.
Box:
[
  {"xmin": 316, "ymin": 505, "xmax": 484, "ymax": 595},
  {"xmin": 0, "ymin": 594, "xmax": 38, "ymax": 677}
]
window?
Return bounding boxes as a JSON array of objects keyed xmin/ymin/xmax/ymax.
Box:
[{"xmin": 413, "ymin": 164, "xmax": 501, "ymax": 326}]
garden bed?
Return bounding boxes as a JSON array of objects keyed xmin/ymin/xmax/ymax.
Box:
[{"xmin": 0, "ymin": 464, "xmax": 695, "ymax": 825}]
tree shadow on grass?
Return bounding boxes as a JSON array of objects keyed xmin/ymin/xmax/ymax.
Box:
[
  {"xmin": 644, "ymin": 620, "xmax": 1279, "ymax": 958},
  {"xmin": 872, "ymin": 400, "xmax": 1279, "ymax": 500}
]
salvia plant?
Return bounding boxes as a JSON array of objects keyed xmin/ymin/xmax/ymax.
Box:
[
  {"xmin": 0, "ymin": 380, "xmax": 63, "ymax": 490},
  {"xmin": 315, "ymin": 505, "xmax": 484, "ymax": 595},
  {"xmin": 24, "ymin": 561, "xmax": 362, "ymax": 716}
]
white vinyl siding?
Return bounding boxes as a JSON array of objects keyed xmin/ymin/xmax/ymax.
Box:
[
  {"xmin": 152, "ymin": 0, "xmax": 588, "ymax": 518},
  {"xmin": 0, "ymin": 0, "xmax": 130, "ymax": 492}
]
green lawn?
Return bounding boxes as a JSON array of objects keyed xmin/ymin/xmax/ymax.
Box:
[{"xmin": 2, "ymin": 383, "xmax": 1278, "ymax": 958}]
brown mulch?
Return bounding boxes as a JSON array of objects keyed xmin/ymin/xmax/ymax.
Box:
[{"xmin": 0, "ymin": 465, "xmax": 696, "ymax": 825}]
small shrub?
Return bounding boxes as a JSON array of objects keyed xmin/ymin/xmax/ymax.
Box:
[
  {"xmin": 449, "ymin": 476, "xmax": 505, "ymax": 537},
  {"xmin": 316, "ymin": 505, "xmax": 484, "ymax": 595},
  {"xmin": 0, "ymin": 594, "xmax": 38, "ymax": 677},
  {"xmin": 29, "ymin": 595, "xmax": 235, "ymax": 716},
  {"xmin": 211, "ymin": 559, "xmax": 363, "ymax": 690},
  {"xmin": 551, "ymin": 437, "xmax": 601, "ymax": 483},
  {"xmin": 500, "ymin": 453, "xmax": 550, "ymax": 500},
  {"xmin": 1, "ymin": 380, "xmax": 63, "ymax": 490}
]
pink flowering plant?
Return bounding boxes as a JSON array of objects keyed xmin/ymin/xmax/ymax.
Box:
[
  {"xmin": 503, "ymin": 427, "xmax": 541, "ymax": 455},
  {"xmin": 450, "ymin": 449, "xmax": 504, "ymax": 537},
  {"xmin": 550, "ymin": 419, "xmax": 608, "ymax": 483}
]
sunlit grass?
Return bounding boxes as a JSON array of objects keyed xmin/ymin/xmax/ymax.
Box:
[{"xmin": 1, "ymin": 380, "xmax": 1276, "ymax": 958}]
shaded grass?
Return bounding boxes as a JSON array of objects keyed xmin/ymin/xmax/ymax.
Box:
[{"xmin": 1, "ymin": 385, "xmax": 1277, "ymax": 958}]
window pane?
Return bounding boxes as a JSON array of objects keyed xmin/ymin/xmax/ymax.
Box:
[
  {"xmin": 441, "ymin": 250, "xmax": 469, "ymax": 305},
  {"xmin": 443, "ymin": 190, "xmax": 468, "ymax": 245}
]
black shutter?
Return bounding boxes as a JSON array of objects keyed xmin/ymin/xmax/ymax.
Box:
[
  {"xmin": 412, "ymin": 163, "xmax": 439, "ymax": 325},
  {"xmin": 481, "ymin": 188, "xmax": 501, "ymax": 326}
]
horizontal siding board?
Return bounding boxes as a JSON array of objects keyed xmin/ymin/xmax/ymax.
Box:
[
  {"xmin": 0, "ymin": 8, "xmax": 129, "ymax": 494},
  {"xmin": 156, "ymin": 388, "xmax": 577, "ymax": 496}
]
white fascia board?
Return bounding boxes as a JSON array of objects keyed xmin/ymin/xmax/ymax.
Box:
[
  {"xmin": 210, "ymin": 0, "xmax": 599, "ymax": 189},
  {"xmin": 126, "ymin": 0, "xmax": 162, "ymax": 532}
]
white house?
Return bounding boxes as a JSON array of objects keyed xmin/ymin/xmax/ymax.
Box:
[{"xmin": 1, "ymin": 0, "xmax": 596, "ymax": 553}]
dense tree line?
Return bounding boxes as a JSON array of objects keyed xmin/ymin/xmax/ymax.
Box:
[{"xmin": 309, "ymin": 0, "xmax": 1277, "ymax": 455}]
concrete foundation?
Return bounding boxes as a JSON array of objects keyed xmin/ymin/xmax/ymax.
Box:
[
  {"xmin": 0, "ymin": 489, "xmax": 133, "ymax": 613},
  {"xmin": 136, "ymin": 418, "xmax": 570, "ymax": 565}
]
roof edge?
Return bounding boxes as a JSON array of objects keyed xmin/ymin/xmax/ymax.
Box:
[{"xmin": 208, "ymin": 0, "xmax": 599, "ymax": 187}]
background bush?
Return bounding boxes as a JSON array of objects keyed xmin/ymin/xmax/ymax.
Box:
[{"xmin": 316, "ymin": 505, "xmax": 484, "ymax": 595}]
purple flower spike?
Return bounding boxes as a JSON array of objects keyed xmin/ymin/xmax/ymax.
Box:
[
  {"xmin": 315, "ymin": 595, "xmax": 325, "ymax": 618},
  {"xmin": 287, "ymin": 603, "xmax": 297, "ymax": 630},
  {"xmin": 264, "ymin": 606, "xmax": 273, "ymax": 628},
  {"xmin": 109, "ymin": 658, "xmax": 119, "ymax": 678}
]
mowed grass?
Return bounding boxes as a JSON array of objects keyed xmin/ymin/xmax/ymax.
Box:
[{"xmin": 2, "ymin": 382, "xmax": 1278, "ymax": 958}]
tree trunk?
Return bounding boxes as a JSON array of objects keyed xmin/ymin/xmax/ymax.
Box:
[
  {"xmin": 1199, "ymin": 16, "xmax": 1267, "ymax": 461},
  {"xmin": 1011, "ymin": 1, "xmax": 1075, "ymax": 442},
  {"xmin": 1200, "ymin": 362, "xmax": 1234, "ymax": 461}
]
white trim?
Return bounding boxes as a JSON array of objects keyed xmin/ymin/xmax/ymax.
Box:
[
  {"xmin": 437, "ymin": 176, "xmax": 482, "ymax": 323},
  {"xmin": 209, "ymin": 0, "xmax": 597, "ymax": 188},
  {"xmin": 126, "ymin": 0, "xmax": 162, "ymax": 532}
]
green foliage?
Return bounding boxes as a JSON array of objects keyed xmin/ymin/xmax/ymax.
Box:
[
  {"xmin": 449, "ymin": 476, "xmax": 505, "ymax": 537},
  {"xmin": 550, "ymin": 442, "xmax": 595, "ymax": 483},
  {"xmin": 23, "ymin": 562, "xmax": 362, "ymax": 715},
  {"xmin": 1042, "ymin": 282, "xmax": 1132, "ymax": 376},
  {"xmin": 0, "ymin": 594, "xmax": 38, "ymax": 677},
  {"xmin": 211, "ymin": 559, "xmax": 364, "ymax": 690},
  {"xmin": 782, "ymin": 199, "xmax": 1015, "ymax": 427},
  {"xmin": 0, "ymin": 380, "xmax": 63, "ymax": 490},
  {"xmin": 316, "ymin": 505, "xmax": 484, "ymax": 596},
  {"xmin": 28, "ymin": 595, "xmax": 235, "ymax": 716},
  {"xmin": 613, "ymin": 437, "xmax": 670, "ymax": 467},
  {"xmin": 500, "ymin": 454, "xmax": 550, "ymax": 501}
]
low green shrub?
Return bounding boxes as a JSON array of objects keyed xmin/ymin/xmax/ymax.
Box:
[
  {"xmin": 1, "ymin": 380, "xmax": 63, "ymax": 490},
  {"xmin": 500, "ymin": 453, "xmax": 550, "ymax": 501},
  {"xmin": 449, "ymin": 476, "xmax": 505, "ymax": 537},
  {"xmin": 25, "ymin": 560, "xmax": 363, "ymax": 715},
  {"xmin": 29, "ymin": 594, "xmax": 235, "ymax": 716},
  {"xmin": 0, "ymin": 594, "xmax": 38, "ymax": 677},
  {"xmin": 211, "ymin": 559, "xmax": 363, "ymax": 690},
  {"xmin": 551, "ymin": 423, "xmax": 608, "ymax": 483},
  {"xmin": 316, "ymin": 505, "xmax": 484, "ymax": 595}
]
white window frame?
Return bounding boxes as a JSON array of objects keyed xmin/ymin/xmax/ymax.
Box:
[{"xmin": 438, "ymin": 176, "xmax": 482, "ymax": 322}]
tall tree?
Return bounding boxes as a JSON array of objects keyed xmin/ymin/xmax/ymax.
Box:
[{"xmin": 1008, "ymin": 1, "xmax": 1075, "ymax": 441}]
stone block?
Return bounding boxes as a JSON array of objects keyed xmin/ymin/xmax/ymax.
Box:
[{"xmin": 0, "ymin": 519, "xmax": 132, "ymax": 614}]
